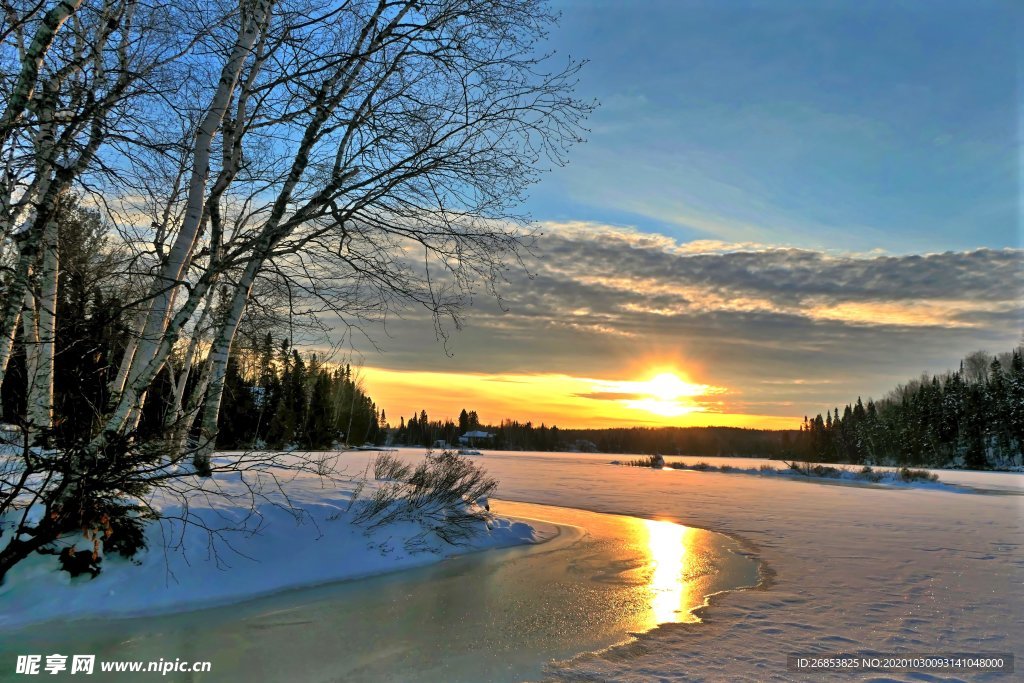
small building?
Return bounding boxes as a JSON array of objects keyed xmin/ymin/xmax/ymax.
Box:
[{"xmin": 458, "ymin": 430, "xmax": 494, "ymax": 447}]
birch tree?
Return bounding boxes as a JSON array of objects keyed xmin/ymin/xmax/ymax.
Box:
[
  {"xmin": 0, "ymin": 0, "xmax": 590, "ymax": 580},
  {"xmin": 0, "ymin": 0, "xmax": 210, "ymax": 427},
  {"xmin": 95, "ymin": 0, "xmax": 589, "ymax": 461}
]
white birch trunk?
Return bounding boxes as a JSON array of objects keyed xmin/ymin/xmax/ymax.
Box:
[
  {"xmin": 20, "ymin": 289, "xmax": 39, "ymax": 441},
  {"xmin": 108, "ymin": 308, "xmax": 146, "ymax": 399},
  {"xmin": 162, "ymin": 285, "xmax": 216, "ymax": 445},
  {"xmin": 0, "ymin": 258, "xmax": 29, "ymax": 383},
  {"xmin": 193, "ymin": 264, "xmax": 258, "ymax": 467},
  {"xmin": 109, "ymin": 0, "xmax": 271, "ymax": 426},
  {"xmin": 0, "ymin": 74, "xmax": 59, "ymax": 392},
  {"xmin": 25, "ymin": 214, "xmax": 58, "ymax": 435},
  {"xmin": 0, "ymin": 171, "xmax": 55, "ymax": 389},
  {"xmin": 0, "ymin": 0, "xmax": 85, "ymax": 145}
]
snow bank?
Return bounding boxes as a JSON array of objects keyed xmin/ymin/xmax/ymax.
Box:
[{"xmin": 0, "ymin": 452, "xmax": 539, "ymax": 630}]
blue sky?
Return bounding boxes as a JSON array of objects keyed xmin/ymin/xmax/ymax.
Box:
[
  {"xmin": 526, "ymin": 0, "xmax": 1020, "ymax": 253},
  {"xmin": 356, "ymin": 1, "xmax": 1023, "ymax": 427}
]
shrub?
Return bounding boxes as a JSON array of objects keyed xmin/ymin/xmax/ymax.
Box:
[
  {"xmin": 624, "ymin": 458, "xmax": 659, "ymax": 468},
  {"xmin": 859, "ymin": 466, "xmax": 884, "ymax": 483},
  {"xmin": 809, "ymin": 464, "xmax": 842, "ymax": 478},
  {"xmin": 355, "ymin": 451, "xmax": 498, "ymax": 545},
  {"xmin": 373, "ymin": 453, "xmax": 411, "ymax": 481},
  {"xmin": 786, "ymin": 461, "xmax": 842, "ymax": 479},
  {"xmin": 898, "ymin": 467, "xmax": 939, "ymax": 483}
]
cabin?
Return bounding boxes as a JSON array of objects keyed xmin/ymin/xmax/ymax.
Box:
[{"xmin": 458, "ymin": 430, "xmax": 494, "ymax": 447}]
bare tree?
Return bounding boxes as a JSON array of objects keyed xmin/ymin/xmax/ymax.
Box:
[
  {"xmin": 0, "ymin": 0, "xmax": 590, "ymax": 581},
  {"xmin": 0, "ymin": 0, "xmax": 212, "ymax": 423}
]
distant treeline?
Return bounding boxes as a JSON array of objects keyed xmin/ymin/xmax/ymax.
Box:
[
  {"xmin": 389, "ymin": 408, "xmax": 800, "ymax": 457},
  {"xmin": 510, "ymin": 424, "xmax": 800, "ymax": 457},
  {"xmin": 385, "ymin": 347, "xmax": 1024, "ymax": 470},
  {"xmin": 795, "ymin": 347, "xmax": 1023, "ymax": 470}
]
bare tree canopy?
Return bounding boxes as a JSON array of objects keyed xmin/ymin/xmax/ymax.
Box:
[{"xmin": 0, "ymin": 0, "xmax": 591, "ymax": 581}]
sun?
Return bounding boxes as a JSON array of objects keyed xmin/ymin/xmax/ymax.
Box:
[
  {"xmin": 583, "ymin": 369, "xmax": 723, "ymax": 421},
  {"xmin": 643, "ymin": 372, "xmax": 701, "ymax": 401},
  {"xmin": 613, "ymin": 371, "xmax": 717, "ymax": 418}
]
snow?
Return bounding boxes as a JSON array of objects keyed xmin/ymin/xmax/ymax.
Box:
[
  {"xmin": 423, "ymin": 449, "xmax": 1021, "ymax": 682},
  {"xmin": 2, "ymin": 447, "xmax": 1021, "ymax": 682},
  {"xmin": 0, "ymin": 452, "xmax": 540, "ymax": 630}
]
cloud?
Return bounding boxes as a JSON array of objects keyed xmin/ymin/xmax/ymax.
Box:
[
  {"xmin": 528, "ymin": 222, "xmax": 1022, "ymax": 326},
  {"xmin": 337, "ymin": 221, "xmax": 1021, "ymax": 425}
]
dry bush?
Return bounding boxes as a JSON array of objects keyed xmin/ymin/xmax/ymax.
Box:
[{"xmin": 354, "ymin": 452, "xmax": 497, "ymax": 545}]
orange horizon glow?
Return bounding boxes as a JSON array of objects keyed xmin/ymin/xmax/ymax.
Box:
[{"xmin": 358, "ymin": 366, "xmax": 801, "ymax": 430}]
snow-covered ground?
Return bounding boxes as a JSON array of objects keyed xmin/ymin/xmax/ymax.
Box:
[
  {"xmin": 429, "ymin": 449, "xmax": 1020, "ymax": 682},
  {"xmin": 0, "ymin": 452, "xmax": 539, "ymax": 630},
  {"xmin": 2, "ymin": 447, "xmax": 1020, "ymax": 682}
]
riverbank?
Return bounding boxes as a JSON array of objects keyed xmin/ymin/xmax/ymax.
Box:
[
  {"xmin": 0, "ymin": 454, "xmax": 541, "ymax": 631},
  {"xmin": 0, "ymin": 501, "xmax": 759, "ymax": 683}
]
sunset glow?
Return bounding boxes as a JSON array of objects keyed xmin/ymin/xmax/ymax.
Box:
[
  {"xmin": 360, "ymin": 366, "xmax": 797, "ymax": 429},
  {"xmin": 588, "ymin": 371, "xmax": 723, "ymax": 419}
]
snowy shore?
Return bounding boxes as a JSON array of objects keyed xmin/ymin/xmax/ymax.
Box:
[
  {"xmin": 609, "ymin": 457, "xmax": 974, "ymax": 491},
  {"xmin": 0, "ymin": 453, "xmax": 540, "ymax": 630},
  {"xmin": 445, "ymin": 449, "xmax": 1021, "ymax": 682},
  {"xmin": 2, "ymin": 447, "xmax": 1020, "ymax": 683}
]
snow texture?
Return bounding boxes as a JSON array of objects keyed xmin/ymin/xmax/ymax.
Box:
[
  {"xmin": 456, "ymin": 450, "xmax": 1022, "ymax": 683},
  {"xmin": 0, "ymin": 452, "xmax": 538, "ymax": 630},
  {"xmin": 2, "ymin": 447, "xmax": 1021, "ymax": 683}
]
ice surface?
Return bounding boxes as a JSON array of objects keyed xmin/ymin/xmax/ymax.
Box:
[{"xmin": 0, "ymin": 502, "xmax": 760, "ymax": 683}]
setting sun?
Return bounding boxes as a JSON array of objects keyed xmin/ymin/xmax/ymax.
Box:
[
  {"xmin": 642, "ymin": 373, "xmax": 702, "ymax": 401},
  {"xmin": 591, "ymin": 370, "xmax": 723, "ymax": 419},
  {"xmin": 358, "ymin": 366, "xmax": 798, "ymax": 429}
]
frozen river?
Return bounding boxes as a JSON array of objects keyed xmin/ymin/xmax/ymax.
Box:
[{"xmin": 0, "ymin": 500, "xmax": 760, "ymax": 682}]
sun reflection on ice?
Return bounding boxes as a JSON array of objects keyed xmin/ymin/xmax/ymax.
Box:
[{"xmin": 642, "ymin": 519, "xmax": 700, "ymax": 626}]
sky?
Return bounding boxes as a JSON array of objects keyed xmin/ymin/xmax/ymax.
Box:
[{"xmin": 351, "ymin": 0, "xmax": 1022, "ymax": 430}]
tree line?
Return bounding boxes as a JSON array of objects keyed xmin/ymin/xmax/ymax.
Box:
[
  {"xmin": 217, "ymin": 337, "xmax": 381, "ymax": 450},
  {"xmin": 795, "ymin": 347, "xmax": 1024, "ymax": 469},
  {"xmin": 388, "ymin": 406, "xmax": 800, "ymax": 457}
]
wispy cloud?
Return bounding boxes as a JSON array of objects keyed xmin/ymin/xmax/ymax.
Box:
[
  {"xmin": 535, "ymin": 221, "xmax": 1022, "ymax": 328},
  {"xmin": 348, "ymin": 222, "xmax": 1022, "ymax": 426}
]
